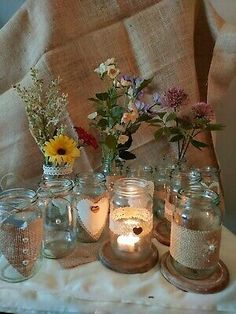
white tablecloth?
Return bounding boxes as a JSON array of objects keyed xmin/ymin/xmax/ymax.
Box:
[{"xmin": 0, "ymin": 227, "xmax": 235, "ymax": 314}]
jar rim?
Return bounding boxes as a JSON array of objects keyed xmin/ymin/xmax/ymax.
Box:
[
  {"xmin": 178, "ymin": 188, "xmax": 220, "ymax": 205},
  {"xmin": 0, "ymin": 188, "xmax": 37, "ymax": 209},
  {"xmin": 113, "ymin": 177, "xmax": 150, "ymax": 195},
  {"xmin": 38, "ymin": 178, "xmax": 74, "ymax": 196},
  {"xmin": 76, "ymin": 172, "xmax": 105, "ymax": 184}
]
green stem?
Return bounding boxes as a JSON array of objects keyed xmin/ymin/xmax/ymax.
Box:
[{"xmin": 179, "ymin": 129, "xmax": 195, "ymax": 162}]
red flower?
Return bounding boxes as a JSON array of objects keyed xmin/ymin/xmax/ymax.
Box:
[{"xmin": 74, "ymin": 127, "xmax": 98, "ymax": 149}]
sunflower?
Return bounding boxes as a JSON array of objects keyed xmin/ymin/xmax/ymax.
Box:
[{"xmin": 43, "ymin": 135, "xmax": 80, "ymax": 165}]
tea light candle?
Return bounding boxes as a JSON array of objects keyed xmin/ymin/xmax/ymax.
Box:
[{"xmin": 117, "ymin": 234, "xmax": 139, "ymax": 252}]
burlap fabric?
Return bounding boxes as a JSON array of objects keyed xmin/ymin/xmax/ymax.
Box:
[
  {"xmin": 0, "ymin": 218, "xmax": 43, "ymax": 277},
  {"xmin": 0, "ymin": 0, "xmax": 235, "ymax": 229}
]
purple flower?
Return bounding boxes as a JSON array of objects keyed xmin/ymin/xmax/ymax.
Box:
[
  {"xmin": 161, "ymin": 87, "xmax": 188, "ymax": 110},
  {"xmin": 192, "ymin": 102, "xmax": 214, "ymax": 120},
  {"xmin": 135, "ymin": 100, "xmax": 157, "ymax": 117},
  {"xmin": 135, "ymin": 100, "xmax": 150, "ymax": 112},
  {"xmin": 152, "ymin": 92, "xmax": 162, "ymax": 104}
]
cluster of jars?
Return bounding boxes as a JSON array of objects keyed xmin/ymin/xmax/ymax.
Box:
[
  {"xmin": 0, "ymin": 172, "xmax": 109, "ymax": 283},
  {"xmin": 0, "ymin": 162, "xmax": 222, "ymax": 283}
]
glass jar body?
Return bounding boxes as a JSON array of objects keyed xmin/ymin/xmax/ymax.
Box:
[
  {"xmin": 38, "ymin": 179, "xmax": 77, "ymax": 259},
  {"xmin": 170, "ymin": 189, "xmax": 222, "ymax": 280},
  {"xmin": 110, "ymin": 178, "xmax": 153, "ymax": 262},
  {"xmin": 0, "ymin": 188, "xmax": 43, "ymax": 282},
  {"xmin": 74, "ymin": 173, "xmax": 109, "ymax": 242}
]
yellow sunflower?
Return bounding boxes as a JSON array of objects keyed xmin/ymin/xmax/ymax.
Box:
[{"xmin": 43, "ymin": 135, "xmax": 80, "ymax": 165}]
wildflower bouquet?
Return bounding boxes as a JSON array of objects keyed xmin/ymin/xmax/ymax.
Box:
[
  {"xmin": 150, "ymin": 87, "xmax": 224, "ymax": 165},
  {"xmin": 88, "ymin": 58, "xmax": 154, "ymax": 172},
  {"xmin": 14, "ymin": 68, "xmax": 80, "ymax": 167}
]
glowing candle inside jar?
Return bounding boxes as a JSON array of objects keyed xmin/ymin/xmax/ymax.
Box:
[{"xmin": 117, "ymin": 234, "xmax": 139, "ymax": 252}]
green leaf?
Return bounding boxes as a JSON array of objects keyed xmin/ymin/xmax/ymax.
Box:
[
  {"xmin": 96, "ymin": 92, "xmax": 108, "ymax": 101},
  {"xmin": 104, "ymin": 134, "xmax": 117, "ymax": 150},
  {"xmin": 148, "ymin": 118, "xmax": 163, "ymax": 124},
  {"xmin": 136, "ymin": 77, "xmax": 153, "ymax": 94},
  {"xmin": 157, "ymin": 112, "xmax": 166, "ymax": 119},
  {"xmin": 206, "ymin": 123, "xmax": 225, "ymax": 131},
  {"xmin": 119, "ymin": 150, "xmax": 136, "ymax": 160},
  {"xmin": 88, "ymin": 97, "xmax": 100, "ymax": 103},
  {"xmin": 165, "ymin": 112, "xmax": 176, "ymax": 122},
  {"xmin": 170, "ymin": 134, "xmax": 184, "ymax": 142},
  {"xmin": 110, "ymin": 106, "xmax": 124, "ymax": 119},
  {"xmin": 191, "ymin": 139, "xmax": 208, "ymax": 150},
  {"xmin": 154, "ymin": 128, "xmax": 164, "ymax": 140},
  {"xmin": 97, "ymin": 118, "xmax": 108, "ymax": 129},
  {"xmin": 128, "ymin": 123, "xmax": 140, "ymax": 134}
]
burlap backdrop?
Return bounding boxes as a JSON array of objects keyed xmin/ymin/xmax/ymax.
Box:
[{"xmin": 0, "ymin": 0, "xmax": 235, "ymax": 227}]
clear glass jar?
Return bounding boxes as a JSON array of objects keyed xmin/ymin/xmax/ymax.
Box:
[
  {"xmin": 170, "ymin": 189, "xmax": 222, "ymax": 280},
  {"xmin": 38, "ymin": 179, "xmax": 77, "ymax": 259},
  {"xmin": 125, "ymin": 165, "xmax": 155, "ymax": 197},
  {"xmin": 109, "ymin": 178, "xmax": 153, "ymax": 262},
  {"xmin": 0, "ymin": 188, "xmax": 43, "ymax": 282},
  {"xmin": 165, "ymin": 169, "xmax": 202, "ymax": 222},
  {"xmin": 74, "ymin": 172, "xmax": 109, "ymax": 242}
]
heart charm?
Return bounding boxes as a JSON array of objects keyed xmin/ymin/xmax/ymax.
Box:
[
  {"xmin": 76, "ymin": 197, "xmax": 109, "ymax": 240},
  {"xmin": 133, "ymin": 227, "xmax": 143, "ymax": 235}
]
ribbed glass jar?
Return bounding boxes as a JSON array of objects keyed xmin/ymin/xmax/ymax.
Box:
[
  {"xmin": 74, "ymin": 172, "xmax": 109, "ymax": 242},
  {"xmin": 170, "ymin": 189, "xmax": 222, "ymax": 280},
  {"xmin": 38, "ymin": 179, "xmax": 77, "ymax": 259},
  {"xmin": 0, "ymin": 188, "xmax": 43, "ymax": 282},
  {"xmin": 109, "ymin": 178, "xmax": 153, "ymax": 262}
]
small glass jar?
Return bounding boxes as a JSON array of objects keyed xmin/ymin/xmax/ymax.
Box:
[
  {"xmin": 109, "ymin": 178, "xmax": 153, "ymax": 262},
  {"xmin": 74, "ymin": 172, "xmax": 109, "ymax": 242},
  {"xmin": 0, "ymin": 188, "xmax": 43, "ymax": 282},
  {"xmin": 38, "ymin": 179, "xmax": 77, "ymax": 259},
  {"xmin": 170, "ymin": 189, "xmax": 222, "ymax": 280}
]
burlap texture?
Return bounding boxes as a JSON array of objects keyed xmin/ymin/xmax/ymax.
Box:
[
  {"xmin": 0, "ymin": 0, "xmax": 234, "ymax": 194},
  {"xmin": 0, "ymin": 218, "xmax": 43, "ymax": 277}
]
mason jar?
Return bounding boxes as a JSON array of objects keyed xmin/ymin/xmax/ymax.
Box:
[
  {"xmin": 109, "ymin": 178, "xmax": 153, "ymax": 262},
  {"xmin": 0, "ymin": 188, "xmax": 43, "ymax": 282},
  {"xmin": 170, "ymin": 189, "xmax": 222, "ymax": 280},
  {"xmin": 165, "ymin": 169, "xmax": 202, "ymax": 222},
  {"xmin": 38, "ymin": 179, "xmax": 77, "ymax": 259},
  {"xmin": 74, "ymin": 172, "xmax": 109, "ymax": 242}
]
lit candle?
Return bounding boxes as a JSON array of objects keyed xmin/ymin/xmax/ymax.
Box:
[{"xmin": 117, "ymin": 234, "xmax": 139, "ymax": 252}]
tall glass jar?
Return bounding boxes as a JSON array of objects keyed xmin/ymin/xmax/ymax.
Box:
[
  {"xmin": 109, "ymin": 178, "xmax": 153, "ymax": 262},
  {"xmin": 38, "ymin": 179, "xmax": 77, "ymax": 259},
  {"xmin": 170, "ymin": 189, "xmax": 222, "ymax": 280},
  {"xmin": 0, "ymin": 188, "xmax": 43, "ymax": 282},
  {"xmin": 74, "ymin": 173, "xmax": 109, "ymax": 242}
]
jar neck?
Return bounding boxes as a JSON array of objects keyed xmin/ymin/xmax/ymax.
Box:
[
  {"xmin": 0, "ymin": 188, "xmax": 37, "ymax": 209},
  {"xmin": 76, "ymin": 172, "xmax": 105, "ymax": 186},
  {"xmin": 38, "ymin": 179, "xmax": 74, "ymax": 197},
  {"xmin": 177, "ymin": 189, "xmax": 220, "ymax": 209},
  {"xmin": 113, "ymin": 178, "xmax": 150, "ymax": 196}
]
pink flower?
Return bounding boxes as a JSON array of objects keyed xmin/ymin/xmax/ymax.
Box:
[
  {"xmin": 161, "ymin": 87, "xmax": 188, "ymax": 110},
  {"xmin": 192, "ymin": 102, "xmax": 214, "ymax": 120}
]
